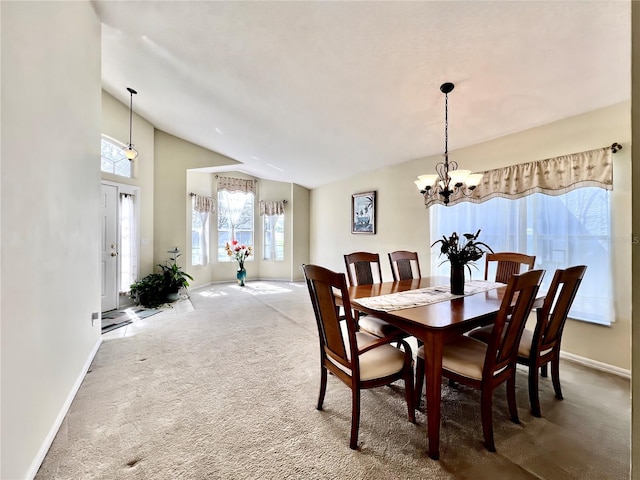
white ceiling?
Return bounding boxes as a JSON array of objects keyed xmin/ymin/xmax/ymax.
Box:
[{"xmin": 93, "ymin": 1, "xmax": 630, "ymax": 189}]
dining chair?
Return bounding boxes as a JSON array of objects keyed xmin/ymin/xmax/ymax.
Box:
[
  {"xmin": 343, "ymin": 252, "xmax": 407, "ymax": 340},
  {"xmin": 469, "ymin": 265, "xmax": 587, "ymax": 417},
  {"xmin": 301, "ymin": 264, "xmax": 415, "ymax": 450},
  {"xmin": 484, "ymin": 252, "xmax": 536, "ymax": 284},
  {"xmin": 388, "ymin": 250, "xmax": 422, "ymax": 281},
  {"xmin": 414, "ymin": 269, "xmax": 545, "ymax": 452}
]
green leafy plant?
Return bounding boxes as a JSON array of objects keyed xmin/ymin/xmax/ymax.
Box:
[
  {"xmin": 129, "ymin": 248, "xmax": 193, "ymax": 308},
  {"xmin": 431, "ymin": 229, "xmax": 494, "ymax": 272},
  {"xmin": 159, "ymin": 250, "xmax": 194, "ymax": 293}
]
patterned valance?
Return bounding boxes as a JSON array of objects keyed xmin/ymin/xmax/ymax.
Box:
[
  {"xmin": 217, "ymin": 176, "xmax": 257, "ymax": 194},
  {"xmin": 191, "ymin": 194, "xmax": 215, "ymax": 213},
  {"xmin": 259, "ymin": 200, "xmax": 286, "ymax": 216},
  {"xmin": 425, "ymin": 146, "xmax": 614, "ymax": 208}
]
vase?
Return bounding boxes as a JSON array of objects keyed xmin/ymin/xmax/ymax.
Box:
[
  {"xmin": 450, "ymin": 264, "xmax": 465, "ymax": 295},
  {"xmin": 237, "ymin": 266, "xmax": 247, "ymax": 287}
]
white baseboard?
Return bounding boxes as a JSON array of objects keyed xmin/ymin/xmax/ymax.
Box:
[
  {"xmin": 27, "ymin": 336, "xmax": 103, "ymax": 480},
  {"xmin": 560, "ymin": 350, "xmax": 630, "ymax": 379}
]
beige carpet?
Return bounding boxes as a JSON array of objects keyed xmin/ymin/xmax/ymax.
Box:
[{"xmin": 36, "ymin": 281, "xmax": 630, "ymax": 479}]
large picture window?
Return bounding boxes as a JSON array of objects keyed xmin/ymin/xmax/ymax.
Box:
[
  {"xmin": 429, "ymin": 188, "xmax": 612, "ymax": 325},
  {"xmin": 217, "ymin": 190, "xmax": 254, "ymax": 261}
]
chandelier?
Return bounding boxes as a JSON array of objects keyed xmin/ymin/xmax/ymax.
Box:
[
  {"xmin": 415, "ymin": 82, "xmax": 482, "ymax": 205},
  {"xmin": 123, "ymin": 87, "xmax": 138, "ymax": 161}
]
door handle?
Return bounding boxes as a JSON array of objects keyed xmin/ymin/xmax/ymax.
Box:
[{"xmin": 111, "ymin": 252, "xmax": 118, "ymax": 257}]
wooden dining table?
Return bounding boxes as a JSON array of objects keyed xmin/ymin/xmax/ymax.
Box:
[{"xmin": 345, "ymin": 276, "xmax": 520, "ymax": 460}]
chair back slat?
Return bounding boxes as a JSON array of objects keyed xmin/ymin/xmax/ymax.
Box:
[
  {"xmin": 485, "ymin": 252, "xmax": 536, "ymax": 284},
  {"xmin": 354, "ymin": 261, "xmax": 375, "ymax": 285},
  {"xmin": 344, "ymin": 252, "xmax": 383, "ymax": 286},
  {"xmin": 486, "ymin": 269, "xmax": 545, "ymax": 375},
  {"xmin": 396, "ymin": 259, "xmax": 414, "ymax": 280},
  {"xmin": 388, "ymin": 250, "xmax": 422, "ymax": 281},
  {"xmin": 537, "ymin": 265, "xmax": 587, "ymax": 352},
  {"xmin": 303, "ymin": 264, "xmax": 356, "ymax": 366}
]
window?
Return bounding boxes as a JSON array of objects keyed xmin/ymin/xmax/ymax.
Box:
[
  {"xmin": 101, "ymin": 136, "xmax": 131, "ymax": 178},
  {"xmin": 192, "ymin": 198, "xmax": 210, "ymax": 266},
  {"xmin": 218, "ymin": 190, "xmax": 254, "ymax": 261},
  {"xmin": 430, "ymin": 188, "xmax": 612, "ymax": 325},
  {"xmin": 263, "ymin": 214, "xmax": 284, "ymax": 261}
]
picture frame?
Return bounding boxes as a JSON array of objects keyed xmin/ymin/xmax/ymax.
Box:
[{"xmin": 351, "ymin": 191, "xmax": 376, "ymax": 234}]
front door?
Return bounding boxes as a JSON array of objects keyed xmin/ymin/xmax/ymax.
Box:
[{"xmin": 101, "ymin": 183, "xmax": 118, "ymax": 312}]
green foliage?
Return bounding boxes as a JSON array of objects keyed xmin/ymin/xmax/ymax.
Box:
[
  {"xmin": 129, "ymin": 273, "xmax": 167, "ymax": 309},
  {"xmin": 129, "ymin": 249, "xmax": 194, "ymax": 308},
  {"xmin": 431, "ymin": 229, "xmax": 494, "ymax": 271}
]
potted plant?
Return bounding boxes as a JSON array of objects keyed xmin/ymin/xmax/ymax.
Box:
[
  {"xmin": 431, "ymin": 229, "xmax": 493, "ymax": 295},
  {"xmin": 129, "ymin": 248, "xmax": 193, "ymax": 307}
]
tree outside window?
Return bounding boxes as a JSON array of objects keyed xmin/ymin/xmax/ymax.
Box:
[{"xmin": 218, "ymin": 190, "xmax": 254, "ymax": 261}]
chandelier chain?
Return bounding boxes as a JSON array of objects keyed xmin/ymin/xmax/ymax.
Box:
[{"xmin": 444, "ymin": 91, "xmax": 448, "ymax": 161}]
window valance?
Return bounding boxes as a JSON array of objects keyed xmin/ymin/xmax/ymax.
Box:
[
  {"xmin": 191, "ymin": 193, "xmax": 216, "ymax": 213},
  {"xmin": 217, "ymin": 176, "xmax": 257, "ymax": 195},
  {"xmin": 425, "ymin": 145, "xmax": 614, "ymax": 208},
  {"xmin": 259, "ymin": 200, "xmax": 286, "ymax": 216}
]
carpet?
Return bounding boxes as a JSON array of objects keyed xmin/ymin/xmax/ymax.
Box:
[
  {"xmin": 38, "ymin": 281, "xmax": 630, "ymax": 479},
  {"xmin": 101, "ymin": 308, "xmax": 160, "ymax": 333}
]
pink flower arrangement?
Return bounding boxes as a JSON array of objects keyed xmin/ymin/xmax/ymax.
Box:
[{"xmin": 225, "ymin": 240, "xmax": 252, "ymax": 268}]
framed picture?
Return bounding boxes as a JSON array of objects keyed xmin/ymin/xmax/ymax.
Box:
[{"xmin": 351, "ymin": 191, "xmax": 376, "ymax": 234}]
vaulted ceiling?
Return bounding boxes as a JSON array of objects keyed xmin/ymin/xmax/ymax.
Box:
[{"xmin": 94, "ymin": 1, "xmax": 630, "ymax": 189}]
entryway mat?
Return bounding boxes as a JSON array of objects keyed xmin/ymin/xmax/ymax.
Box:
[{"xmin": 101, "ymin": 308, "xmax": 160, "ymax": 333}]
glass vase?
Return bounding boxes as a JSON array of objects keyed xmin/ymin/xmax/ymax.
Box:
[
  {"xmin": 450, "ymin": 264, "xmax": 465, "ymax": 295},
  {"xmin": 237, "ymin": 266, "xmax": 247, "ymax": 287}
]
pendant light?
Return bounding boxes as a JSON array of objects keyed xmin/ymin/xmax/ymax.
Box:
[
  {"xmin": 123, "ymin": 87, "xmax": 138, "ymax": 161},
  {"xmin": 414, "ymin": 83, "xmax": 482, "ymax": 205}
]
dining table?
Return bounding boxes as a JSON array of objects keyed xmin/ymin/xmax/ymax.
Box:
[{"xmin": 345, "ymin": 276, "xmax": 530, "ymax": 460}]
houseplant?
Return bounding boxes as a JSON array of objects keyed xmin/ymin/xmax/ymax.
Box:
[
  {"xmin": 129, "ymin": 248, "xmax": 193, "ymax": 307},
  {"xmin": 225, "ymin": 240, "xmax": 252, "ymax": 286},
  {"xmin": 431, "ymin": 229, "xmax": 493, "ymax": 295},
  {"xmin": 158, "ymin": 249, "xmax": 193, "ymax": 301}
]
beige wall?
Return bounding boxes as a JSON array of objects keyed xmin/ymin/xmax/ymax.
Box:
[
  {"xmin": 153, "ymin": 131, "xmax": 239, "ymax": 278},
  {"xmin": 1, "ymin": 2, "xmax": 102, "ymax": 478},
  {"xmin": 291, "ymin": 183, "xmax": 311, "ymax": 281},
  {"xmin": 631, "ymin": 4, "xmax": 639, "ymax": 479},
  {"xmin": 310, "ymin": 102, "xmax": 631, "ymax": 371}
]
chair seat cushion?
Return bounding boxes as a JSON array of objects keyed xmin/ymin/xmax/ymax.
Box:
[
  {"xmin": 469, "ymin": 326, "xmax": 551, "ymax": 359},
  {"xmin": 331, "ymin": 331, "xmax": 406, "ymax": 381},
  {"xmin": 358, "ymin": 315, "xmax": 404, "ymax": 338},
  {"xmin": 418, "ymin": 336, "xmax": 487, "ymax": 381},
  {"xmin": 518, "ymin": 328, "xmax": 534, "ymax": 357}
]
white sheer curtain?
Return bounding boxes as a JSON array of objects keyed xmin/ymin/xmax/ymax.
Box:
[
  {"xmin": 120, "ymin": 193, "xmax": 137, "ymax": 293},
  {"xmin": 192, "ymin": 194, "xmax": 215, "ymax": 266},
  {"xmin": 264, "ymin": 215, "xmax": 278, "ymax": 261},
  {"xmin": 259, "ymin": 200, "xmax": 286, "ymax": 261},
  {"xmin": 429, "ymin": 188, "xmax": 613, "ymax": 325}
]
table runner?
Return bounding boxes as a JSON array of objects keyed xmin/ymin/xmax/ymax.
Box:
[{"xmin": 353, "ymin": 280, "xmax": 505, "ymax": 312}]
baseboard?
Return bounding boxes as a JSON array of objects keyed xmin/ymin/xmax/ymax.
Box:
[
  {"xmin": 560, "ymin": 350, "xmax": 630, "ymax": 379},
  {"xmin": 27, "ymin": 336, "xmax": 103, "ymax": 480}
]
